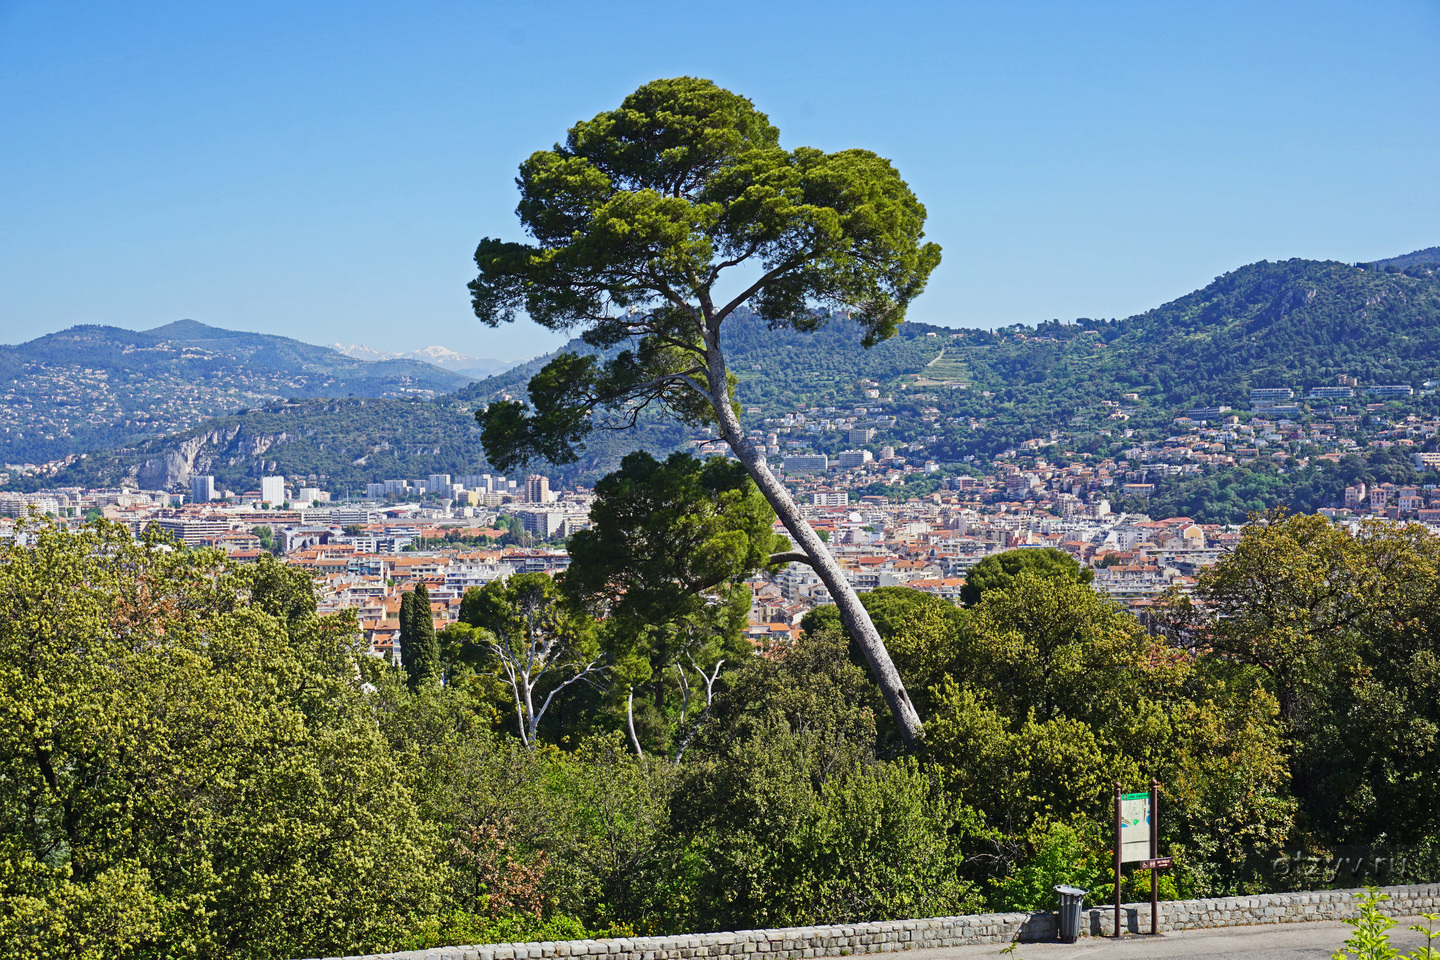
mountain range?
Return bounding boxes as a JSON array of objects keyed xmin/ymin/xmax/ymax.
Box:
[
  {"xmin": 0, "ymin": 320, "xmax": 471, "ymax": 464},
  {"xmin": 10, "ymin": 248, "xmax": 1440, "ymax": 499}
]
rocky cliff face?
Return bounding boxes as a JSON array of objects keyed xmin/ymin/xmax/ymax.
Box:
[{"xmin": 132, "ymin": 426, "xmax": 291, "ymax": 488}]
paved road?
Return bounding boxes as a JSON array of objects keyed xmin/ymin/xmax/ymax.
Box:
[{"xmin": 884, "ymin": 916, "xmax": 1436, "ymax": 960}]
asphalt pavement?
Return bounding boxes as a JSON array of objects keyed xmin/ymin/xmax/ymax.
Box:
[{"xmin": 880, "ymin": 916, "xmax": 1437, "ymax": 960}]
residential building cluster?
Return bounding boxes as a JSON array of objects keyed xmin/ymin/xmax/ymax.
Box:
[{"xmin": 11, "ymin": 364, "xmax": 1440, "ymax": 665}]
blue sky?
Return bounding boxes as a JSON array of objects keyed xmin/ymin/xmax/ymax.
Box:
[{"xmin": 2, "ymin": 0, "xmax": 1438, "ymax": 363}]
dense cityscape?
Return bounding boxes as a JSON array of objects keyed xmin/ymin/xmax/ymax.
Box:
[{"xmin": 11, "ymin": 378, "xmax": 1440, "ymax": 665}]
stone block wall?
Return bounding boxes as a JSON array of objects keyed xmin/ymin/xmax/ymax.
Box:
[
  {"xmin": 1089, "ymin": 883, "xmax": 1440, "ymax": 937},
  {"xmin": 306, "ymin": 883, "xmax": 1439, "ymax": 960}
]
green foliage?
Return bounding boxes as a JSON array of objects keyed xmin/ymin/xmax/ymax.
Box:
[
  {"xmin": 1110, "ymin": 450, "xmax": 1429, "ymax": 525},
  {"xmin": 800, "ymin": 586, "xmax": 969, "ymax": 723},
  {"xmin": 460, "ymin": 573, "xmax": 605, "ymax": 748},
  {"xmin": 674, "ymin": 629, "xmax": 977, "ymax": 930},
  {"xmin": 988, "ymin": 822, "xmax": 1107, "ymax": 913},
  {"xmin": 566, "ymin": 452, "xmax": 788, "ymax": 627},
  {"xmin": 0, "ymin": 520, "xmax": 444, "ymax": 959},
  {"xmin": 403, "ymin": 911, "xmax": 597, "ymax": 953},
  {"xmin": 924, "ymin": 571, "xmax": 1294, "ymax": 898},
  {"xmin": 564, "ymin": 452, "xmax": 788, "ymax": 754},
  {"xmin": 1164, "ymin": 511, "xmax": 1440, "ymax": 845},
  {"xmin": 1332, "ymin": 888, "xmax": 1440, "ymax": 960},
  {"xmin": 250, "ymin": 524, "xmax": 277, "ymax": 553},
  {"xmin": 6, "ymin": 509, "xmax": 1440, "ymax": 954},
  {"xmin": 403, "ymin": 582, "xmax": 441, "ymax": 690},
  {"xmin": 959, "ymin": 547, "xmax": 1094, "ymax": 607}
]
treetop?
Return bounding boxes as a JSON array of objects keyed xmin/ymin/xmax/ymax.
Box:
[
  {"xmin": 471, "ymin": 76, "xmax": 940, "ymax": 342},
  {"xmin": 469, "ymin": 77, "xmax": 941, "ymax": 471}
]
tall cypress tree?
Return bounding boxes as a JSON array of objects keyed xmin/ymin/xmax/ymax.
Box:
[
  {"xmin": 406, "ymin": 582, "xmax": 440, "ymax": 690},
  {"xmin": 398, "ymin": 589, "xmax": 417, "ymax": 686}
]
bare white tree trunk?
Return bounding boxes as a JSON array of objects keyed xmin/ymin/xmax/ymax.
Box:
[
  {"xmin": 701, "ymin": 331, "xmax": 924, "ymax": 747},
  {"xmin": 671, "ymin": 656, "xmax": 724, "ymax": 763},
  {"xmin": 625, "ymin": 687, "xmax": 644, "ymax": 757},
  {"xmin": 487, "ymin": 628, "xmax": 605, "ymax": 750}
]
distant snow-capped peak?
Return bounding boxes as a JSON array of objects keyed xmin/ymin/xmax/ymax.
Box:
[{"xmin": 330, "ymin": 343, "xmax": 521, "ymax": 377}]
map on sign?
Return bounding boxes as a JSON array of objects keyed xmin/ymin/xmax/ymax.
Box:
[{"xmin": 1120, "ymin": 792, "xmax": 1151, "ymax": 863}]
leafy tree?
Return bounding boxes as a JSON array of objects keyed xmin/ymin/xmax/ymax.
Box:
[
  {"xmin": 461, "ymin": 573, "xmax": 605, "ymax": 748},
  {"xmin": 1162, "ymin": 510, "xmax": 1440, "ymax": 843},
  {"xmin": 563, "ymin": 452, "xmax": 791, "ymax": 756},
  {"xmin": 957, "ymin": 571, "xmax": 1150, "ymax": 727},
  {"xmin": 0, "ymin": 520, "xmax": 444, "ymax": 959},
  {"xmin": 927, "ymin": 572, "xmax": 1294, "ymax": 898},
  {"xmin": 251, "ymin": 524, "xmax": 277, "ymax": 554},
  {"xmin": 400, "ymin": 589, "xmax": 418, "ymax": 678},
  {"xmin": 468, "ymin": 76, "xmax": 941, "ymax": 746},
  {"xmin": 675, "ymin": 628, "xmax": 976, "ymax": 930},
  {"xmin": 800, "ymin": 586, "xmax": 969, "ymax": 722},
  {"xmin": 958, "ymin": 547, "xmax": 1094, "ymax": 607}
]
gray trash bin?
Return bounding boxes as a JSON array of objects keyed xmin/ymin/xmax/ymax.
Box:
[{"xmin": 1054, "ymin": 885, "xmax": 1087, "ymax": 943}]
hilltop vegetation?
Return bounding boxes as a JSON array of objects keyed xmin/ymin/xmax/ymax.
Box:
[{"xmin": 463, "ymin": 257, "xmax": 1440, "ymax": 430}]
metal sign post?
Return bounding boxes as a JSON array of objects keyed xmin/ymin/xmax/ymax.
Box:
[
  {"xmin": 1150, "ymin": 779, "xmax": 1159, "ymax": 935},
  {"xmin": 1113, "ymin": 782, "xmax": 1122, "ymax": 938},
  {"xmin": 1116, "ymin": 780, "xmax": 1166, "ymax": 937}
]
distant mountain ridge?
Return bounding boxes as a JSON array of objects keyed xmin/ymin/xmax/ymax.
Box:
[
  {"xmin": 0, "ymin": 320, "xmax": 471, "ymax": 463},
  {"xmin": 1366, "ymin": 245, "xmax": 1440, "ymax": 269}
]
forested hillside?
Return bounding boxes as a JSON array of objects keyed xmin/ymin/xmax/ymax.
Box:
[
  {"xmin": 1092, "ymin": 258, "xmax": 1440, "ymax": 404},
  {"xmin": 15, "ymin": 255, "xmax": 1440, "ymax": 508},
  {"xmin": 459, "ymin": 258, "xmax": 1440, "ymax": 428}
]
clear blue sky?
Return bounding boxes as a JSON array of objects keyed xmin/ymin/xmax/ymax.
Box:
[{"xmin": 2, "ymin": 0, "xmax": 1438, "ymax": 362}]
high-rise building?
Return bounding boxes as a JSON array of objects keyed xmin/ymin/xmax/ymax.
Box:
[
  {"xmin": 260, "ymin": 476, "xmax": 285, "ymax": 505},
  {"xmin": 190, "ymin": 475, "xmax": 216, "ymax": 503},
  {"xmin": 427, "ymin": 474, "xmax": 453, "ymax": 493},
  {"xmin": 525, "ymin": 474, "xmax": 552, "ymax": 504}
]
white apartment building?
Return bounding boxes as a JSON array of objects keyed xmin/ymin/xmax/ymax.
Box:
[{"xmin": 260, "ymin": 476, "xmax": 285, "ymax": 505}]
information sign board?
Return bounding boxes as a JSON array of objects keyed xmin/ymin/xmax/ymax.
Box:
[{"xmin": 1119, "ymin": 791, "xmax": 1151, "ymax": 863}]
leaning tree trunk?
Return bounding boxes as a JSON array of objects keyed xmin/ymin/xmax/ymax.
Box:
[{"xmin": 703, "ymin": 333, "xmax": 925, "ymax": 747}]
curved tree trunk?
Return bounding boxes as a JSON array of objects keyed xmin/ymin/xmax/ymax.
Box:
[{"xmin": 702, "ymin": 332, "xmax": 925, "ymax": 748}]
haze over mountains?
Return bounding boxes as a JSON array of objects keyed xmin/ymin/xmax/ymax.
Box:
[
  {"xmin": 6, "ymin": 248, "xmax": 1440, "ymax": 497},
  {"xmin": 329, "ymin": 342, "xmax": 522, "ymax": 379}
]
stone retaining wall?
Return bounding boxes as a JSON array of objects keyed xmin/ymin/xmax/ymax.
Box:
[
  {"xmin": 309, "ymin": 883, "xmax": 1439, "ymax": 960},
  {"xmin": 1090, "ymin": 883, "xmax": 1439, "ymax": 937}
]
